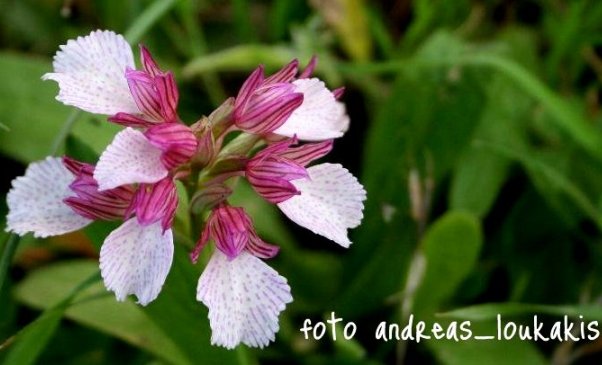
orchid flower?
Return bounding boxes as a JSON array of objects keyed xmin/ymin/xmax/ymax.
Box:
[{"xmin": 5, "ymin": 29, "xmax": 366, "ymax": 350}]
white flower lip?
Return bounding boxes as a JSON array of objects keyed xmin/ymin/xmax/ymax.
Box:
[
  {"xmin": 42, "ymin": 30, "xmax": 139, "ymax": 115},
  {"xmin": 6, "ymin": 157, "xmax": 91, "ymax": 238}
]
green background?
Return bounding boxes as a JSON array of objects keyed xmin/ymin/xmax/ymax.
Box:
[{"xmin": 1, "ymin": 0, "xmax": 602, "ymax": 364}]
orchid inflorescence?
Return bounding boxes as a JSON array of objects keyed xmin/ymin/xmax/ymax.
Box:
[{"xmin": 5, "ymin": 30, "xmax": 366, "ymax": 349}]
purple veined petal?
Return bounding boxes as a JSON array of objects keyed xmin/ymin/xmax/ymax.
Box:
[
  {"xmin": 62, "ymin": 155, "xmax": 91, "ymax": 175},
  {"xmin": 234, "ymin": 66, "xmax": 265, "ymax": 120},
  {"xmin": 250, "ymin": 157, "xmax": 308, "ymax": 181},
  {"xmin": 144, "ymin": 123, "xmax": 197, "ymax": 150},
  {"xmin": 263, "ymin": 59, "xmax": 299, "ymax": 85},
  {"xmin": 95, "ymin": 128, "xmax": 168, "ymax": 191},
  {"xmin": 209, "ymin": 206, "xmax": 250, "ymax": 259},
  {"xmin": 246, "ymin": 174, "xmax": 300, "ymax": 204},
  {"xmin": 279, "ymin": 140, "xmax": 333, "ymax": 167},
  {"xmin": 236, "ymin": 89, "xmax": 303, "ymax": 134},
  {"xmin": 100, "ymin": 218, "xmax": 173, "ymax": 305},
  {"xmin": 196, "ymin": 250, "xmax": 293, "ymax": 349},
  {"xmin": 130, "ymin": 177, "xmax": 178, "ymax": 231},
  {"xmin": 65, "ymin": 176, "xmax": 134, "ymax": 221},
  {"xmin": 154, "ymin": 72, "xmax": 179, "ymax": 122},
  {"xmin": 126, "ymin": 68, "xmax": 163, "ymax": 120},
  {"xmin": 6, "ymin": 157, "xmax": 92, "ymax": 238},
  {"xmin": 298, "ymin": 55, "xmax": 317, "ymax": 79},
  {"xmin": 64, "ymin": 196, "xmax": 126, "ymax": 221},
  {"xmin": 247, "ymin": 232, "xmax": 280, "ymax": 259},
  {"xmin": 145, "ymin": 123, "xmax": 198, "ymax": 170},
  {"xmin": 190, "ymin": 226, "xmax": 211, "ymax": 264},
  {"xmin": 139, "ymin": 44, "xmax": 162, "ymax": 77},
  {"xmin": 251, "ymin": 137, "xmax": 297, "ymax": 163},
  {"xmin": 108, "ymin": 112, "xmax": 156, "ymax": 128},
  {"xmin": 332, "ymin": 87, "xmax": 345, "ymax": 100},
  {"xmin": 277, "ymin": 163, "xmax": 366, "ymax": 247},
  {"xmin": 42, "ymin": 30, "xmax": 139, "ymax": 115},
  {"xmin": 272, "ymin": 78, "xmax": 350, "ymax": 141}
]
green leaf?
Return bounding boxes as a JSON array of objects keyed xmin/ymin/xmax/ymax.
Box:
[
  {"xmin": 339, "ymin": 37, "xmax": 488, "ymax": 315},
  {"xmin": 449, "ymin": 72, "xmax": 530, "ymax": 217},
  {"xmin": 478, "ymin": 142, "xmax": 602, "ymax": 230},
  {"xmin": 142, "ymin": 247, "xmax": 239, "ymax": 365},
  {"xmin": 426, "ymin": 319, "xmax": 546, "ymax": 365},
  {"xmin": 13, "ymin": 260, "xmax": 191, "ymax": 365},
  {"xmin": 123, "ymin": 0, "xmax": 179, "ymax": 44},
  {"xmin": 182, "ymin": 45, "xmax": 296, "ymax": 79},
  {"xmin": 3, "ymin": 271, "xmax": 100, "ymax": 365},
  {"xmin": 412, "ymin": 211, "xmax": 482, "ymax": 317},
  {"xmin": 0, "ymin": 53, "xmax": 120, "ymax": 163},
  {"xmin": 1, "ymin": 302, "xmax": 64, "ymax": 365},
  {"xmin": 439, "ymin": 302, "xmax": 602, "ymax": 322}
]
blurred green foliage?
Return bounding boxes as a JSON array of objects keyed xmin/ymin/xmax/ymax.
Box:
[{"xmin": 2, "ymin": 0, "xmax": 602, "ymax": 364}]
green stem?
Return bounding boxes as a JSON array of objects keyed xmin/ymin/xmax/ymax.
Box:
[
  {"xmin": 49, "ymin": 109, "xmax": 80, "ymax": 156},
  {"xmin": 124, "ymin": 0, "xmax": 179, "ymax": 44},
  {"xmin": 177, "ymin": 0, "xmax": 226, "ymax": 106},
  {"xmin": 0, "ymin": 234, "xmax": 19, "ymax": 293},
  {"xmin": 236, "ymin": 345, "xmax": 252, "ymax": 365}
]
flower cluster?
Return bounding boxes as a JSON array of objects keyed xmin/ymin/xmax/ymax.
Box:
[{"xmin": 6, "ymin": 30, "xmax": 366, "ymax": 349}]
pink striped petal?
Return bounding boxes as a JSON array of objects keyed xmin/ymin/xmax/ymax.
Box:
[
  {"xmin": 155, "ymin": 72, "xmax": 179, "ymax": 122},
  {"xmin": 94, "ymin": 128, "xmax": 168, "ymax": 191},
  {"xmin": 197, "ymin": 250, "xmax": 292, "ymax": 349},
  {"xmin": 139, "ymin": 45, "xmax": 162, "ymax": 76},
  {"xmin": 234, "ymin": 66, "xmax": 265, "ymax": 120},
  {"xmin": 235, "ymin": 84, "xmax": 303, "ymax": 134},
  {"xmin": 126, "ymin": 68, "xmax": 162, "ymax": 120},
  {"xmin": 264, "ymin": 59, "xmax": 299, "ymax": 84},
  {"xmin": 100, "ymin": 218, "xmax": 173, "ymax": 305},
  {"xmin": 279, "ymin": 140, "xmax": 333, "ymax": 167},
  {"xmin": 277, "ymin": 163, "xmax": 366, "ymax": 247},
  {"xmin": 108, "ymin": 112, "xmax": 156, "ymax": 128},
  {"xmin": 247, "ymin": 233, "xmax": 280, "ymax": 259},
  {"xmin": 42, "ymin": 30, "xmax": 138, "ymax": 115},
  {"xmin": 6, "ymin": 157, "xmax": 91, "ymax": 238},
  {"xmin": 298, "ymin": 55, "xmax": 317, "ymax": 79},
  {"xmin": 129, "ymin": 178, "xmax": 178, "ymax": 231},
  {"xmin": 273, "ymin": 78, "xmax": 349, "ymax": 141},
  {"xmin": 144, "ymin": 123, "xmax": 198, "ymax": 169}
]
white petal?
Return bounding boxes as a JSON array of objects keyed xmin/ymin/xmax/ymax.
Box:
[
  {"xmin": 100, "ymin": 218, "xmax": 173, "ymax": 305},
  {"xmin": 42, "ymin": 30, "xmax": 139, "ymax": 115},
  {"xmin": 197, "ymin": 251, "xmax": 292, "ymax": 349},
  {"xmin": 273, "ymin": 78, "xmax": 349, "ymax": 141},
  {"xmin": 277, "ymin": 163, "xmax": 366, "ymax": 247},
  {"xmin": 6, "ymin": 157, "xmax": 91, "ymax": 238},
  {"xmin": 94, "ymin": 127, "xmax": 167, "ymax": 191}
]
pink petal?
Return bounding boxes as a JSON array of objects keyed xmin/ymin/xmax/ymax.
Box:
[
  {"xmin": 273, "ymin": 78, "xmax": 349, "ymax": 141},
  {"xmin": 263, "ymin": 59, "xmax": 299, "ymax": 84},
  {"xmin": 139, "ymin": 45, "xmax": 162, "ymax": 76},
  {"xmin": 6, "ymin": 157, "xmax": 91, "ymax": 238},
  {"xmin": 130, "ymin": 178, "xmax": 178, "ymax": 231},
  {"xmin": 279, "ymin": 140, "xmax": 333, "ymax": 167},
  {"xmin": 298, "ymin": 55, "xmax": 317, "ymax": 79},
  {"xmin": 126, "ymin": 68, "xmax": 162, "ymax": 120},
  {"xmin": 234, "ymin": 66, "xmax": 265, "ymax": 120},
  {"xmin": 94, "ymin": 128, "xmax": 168, "ymax": 191},
  {"xmin": 277, "ymin": 163, "xmax": 366, "ymax": 247},
  {"xmin": 197, "ymin": 250, "xmax": 292, "ymax": 349},
  {"xmin": 42, "ymin": 30, "xmax": 138, "ymax": 115},
  {"xmin": 100, "ymin": 218, "xmax": 173, "ymax": 305},
  {"xmin": 144, "ymin": 123, "xmax": 198, "ymax": 170},
  {"xmin": 235, "ymin": 84, "xmax": 303, "ymax": 134}
]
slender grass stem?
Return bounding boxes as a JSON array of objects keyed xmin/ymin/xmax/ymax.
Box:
[{"xmin": 0, "ymin": 234, "xmax": 19, "ymax": 292}]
